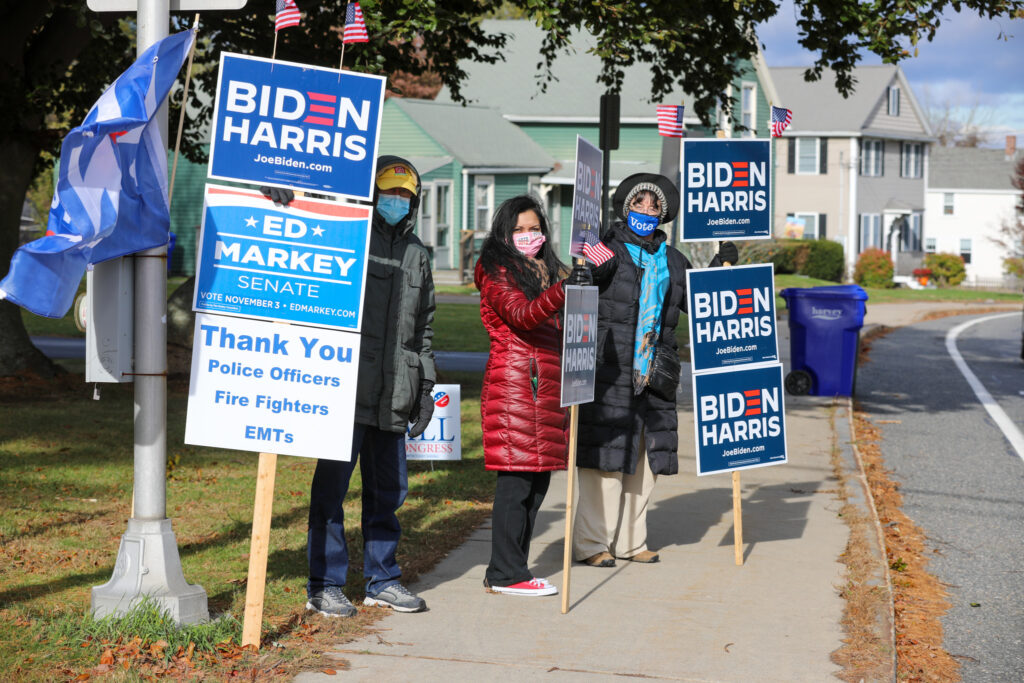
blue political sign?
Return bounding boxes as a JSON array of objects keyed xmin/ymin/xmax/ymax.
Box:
[
  {"xmin": 569, "ymin": 136, "xmax": 603, "ymax": 259},
  {"xmin": 692, "ymin": 364, "xmax": 787, "ymax": 476},
  {"xmin": 193, "ymin": 185, "xmax": 371, "ymax": 332},
  {"xmin": 679, "ymin": 139, "xmax": 771, "ymax": 242},
  {"xmin": 208, "ymin": 53, "xmax": 386, "ymax": 201},
  {"xmin": 686, "ymin": 264, "xmax": 778, "ymax": 373}
]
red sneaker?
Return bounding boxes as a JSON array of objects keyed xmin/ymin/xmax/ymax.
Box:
[{"xmin": 490, "ymin": 578, "xmax": 558, "ymax": 596}]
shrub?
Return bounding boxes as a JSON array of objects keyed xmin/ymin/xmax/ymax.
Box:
[
  {"xmin": 738, "ymin": 238, "xmax": 843, "ymax": 282},
  {"xmin": 854, "ymin": 248, "xmax": 894, "ymax": 288},
  {"xmin": 802, "ymin": 240, "xmax": 845, "ymax": 282},
  {"xmin": 924, "ymin": 252, "xmax": 966, "ymax": 287}
]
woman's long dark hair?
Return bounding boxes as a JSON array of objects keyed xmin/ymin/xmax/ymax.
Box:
[{"xmin": 477, "ymin": 194, "xmax": 566, "ymax": 300}]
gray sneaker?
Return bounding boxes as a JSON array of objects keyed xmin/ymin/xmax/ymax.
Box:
[
  {"xmin": 363, "ymin": 584, "xmax": 426, "ymax": 613},
  {"xmin": 306, "ymin": 586, "xmax": 357, "ymax": 618}
]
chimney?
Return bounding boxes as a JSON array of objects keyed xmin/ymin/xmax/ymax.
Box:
[{"xmin": 1007, "ymin": 135, "xmax": 1018, "ymax": 160}]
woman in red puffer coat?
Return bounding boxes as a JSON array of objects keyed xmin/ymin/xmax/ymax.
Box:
[{"xmin": 474, "ymin": 194, "xmax": 585, "ymax": 597}]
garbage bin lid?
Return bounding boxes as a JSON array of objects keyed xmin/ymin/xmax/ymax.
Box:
[{"xmin": 780, "ymin": 284, "xmax": 868, "ymax": 301}]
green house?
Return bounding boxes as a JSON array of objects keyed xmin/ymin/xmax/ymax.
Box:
[
  {"xmin": 377, "ymin": 98, "xmax": 555, "ymax": 283},
  {"xmin": 433, "ymin": 19, "xmax": 781, "ymax": 262}
]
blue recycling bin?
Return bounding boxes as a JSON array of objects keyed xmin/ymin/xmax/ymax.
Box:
[{"xmin": 780, "ymin": 284, "xmax": 868, "ymax": 396}]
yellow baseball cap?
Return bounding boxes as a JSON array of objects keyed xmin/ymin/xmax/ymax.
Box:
[{"xmin": 375, "ymin": 163, "xmax": 419, "ymax": 195}]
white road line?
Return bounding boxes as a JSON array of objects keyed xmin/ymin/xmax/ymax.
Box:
[{"xmin": 946, "ymin": 312, "xmax": 1024, "ymax": 463}]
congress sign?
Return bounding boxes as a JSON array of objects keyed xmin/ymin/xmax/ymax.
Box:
[{"xmin": 192, "ymin": 185, "xmax": 371, "ymax": 332}]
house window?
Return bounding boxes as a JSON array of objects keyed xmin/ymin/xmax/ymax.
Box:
[
  {"xmin": 793, "ymin": 212, "xmax": 819, "ymax": 239},
  {"xmin": 859, "ymin": 214, "xmax": 882, "ymax": 252},
  {"xmin": 943, "ymin": 193, "xmax": 954, "ymax": 215},
  {"xmin": 473, "ymin": 176, "xmax": 494, "ymax": 233},
  {"xmin": 435, "ymin": 182, "xmax": 451, "ymax": 247},
  {"xmin": 741, "ymin": 82, "xmax": 757, "ymax": 137},
  {"xmin": 925, "ymin": 237, "xmax": 936, "ymax": 253},
  {"xmin": 860, "ymin": 139, "xmax": 884, "ymax": 176},
  {"xmin": 901, "ymin": 213, "xmax": 923, "ymax": 252},
  {"xmin": 796, "ymin": 138, "xmax": 820, "ymax": 174},
  {"xmin": 901, "ymin": 143, "xmax": 923, "ymax": 178},
  {"xmin": 888, "ymin": 86, "xmax": 901, "ymax": 116},
  {"xmin": 960, "ymin": 238, "xmax": 972, "ymax": 265}
]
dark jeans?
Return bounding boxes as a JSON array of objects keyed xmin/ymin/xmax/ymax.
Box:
[
  {"xmin": 485, "ymin": 470, "xmax": 551, "ymax": 587},
  {"xmin": 307, "ymin": 424, "xmax": 408, "ymax": 597}
]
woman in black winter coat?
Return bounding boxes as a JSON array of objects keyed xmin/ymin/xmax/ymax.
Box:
[{"xmin": 572, "ymin": 172, "xmax": 736, "ymax": 567}]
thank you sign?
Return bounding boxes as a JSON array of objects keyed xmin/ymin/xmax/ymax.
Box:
[
  {"xmin": 406, "ymin": 384, "xmax": 462, "ymax": 461},
  {"xmin": 692, "ymin": 364, "xmax": 787, "ymax": 475},
  {"xmin": 185, "ymin": 313, "xmax": 360, "ymax": 460},
  {"xmin": 560, "ymin": 284, "xmax": 599, "ymax": 407},
  {"xmin": 208, "ymin": 52, "xmax": 386, "ymax": 200},
  {"xmin": 193, "ymin": 186, "xmax": 371, "ymax": 332},
  {"xmin": 679, "ymin": 139, "xmax": 771, "ymax": 242},
  {"xmin": 686, "ymin": 263, "xmax": 778, "ymax": 373},
  {"xmin": 569, "ymin": 135, "xmax": 603, "ymax": 259}
]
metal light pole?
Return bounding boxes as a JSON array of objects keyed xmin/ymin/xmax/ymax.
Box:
[{"xmin": 90, "ymin": 0, "xmax": 208, "ymax": 624}]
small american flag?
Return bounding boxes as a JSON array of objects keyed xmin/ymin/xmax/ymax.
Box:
[
  {"xmin": 275, "ymin": 0, "xmax": 301, "ymax": 31},
  {"xmin": 656, "ymin": 104, "xmax": 685, "ymax": 138},
  {"xmin": 343, "ymin": 2, "xmax": 369, "ymax": 44},
  {"xmin": 770, "ymin": 106, "xmax": 793, "ymax": 137},
  {"xmin": 582, "ymin": 240, "xmax": 614, "ymax": 266}
]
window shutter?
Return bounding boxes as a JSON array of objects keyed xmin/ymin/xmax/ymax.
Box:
[
  {"xmin": 819, "ymin": 138, "xmax": 828, "ymax": 174},
  {"xmin": 819, "ymin": 213, "xmax": 827, "ymax": 240},
  {"xmin": 787, "ymin": 138, "xmax": 795, "ymax": 174}
]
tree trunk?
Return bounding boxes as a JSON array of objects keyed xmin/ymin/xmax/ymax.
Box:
[{"xmin": 0, "ymin": 137, "xmax": 60, "ymax": 377}]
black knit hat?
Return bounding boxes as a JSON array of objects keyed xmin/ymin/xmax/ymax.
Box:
[{"xmin": 612, "ymin": 173, "xmax": 680, "ymax": 224}]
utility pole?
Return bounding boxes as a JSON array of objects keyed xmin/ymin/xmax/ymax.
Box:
[{"xmin": 87, "ymin": 0, "xmax": 248, "ymax": 625}]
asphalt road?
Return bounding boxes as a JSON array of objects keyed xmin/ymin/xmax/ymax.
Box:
[{"xmin": 857, "ymin": 312, "xmax": 1024, "ymax": 681}]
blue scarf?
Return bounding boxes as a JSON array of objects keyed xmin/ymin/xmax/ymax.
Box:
[{"xmin": 624, "ymin": 241, "xmax": 670, "ymax": 395}]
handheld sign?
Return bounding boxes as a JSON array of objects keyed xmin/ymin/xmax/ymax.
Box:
[
  {"xmin": 561, "ymin": 285, "xmax": 599, "ymax": 407},
  {"xmin": 192, "ymin": 186, "xmax": 371, "ymax": 332},
  {"xmin": 692, "ymin": 363, "xmax": 787, "ymax": 475},
  {"xmin": 686, "ymin": 263, "xmax": 779, "ymax": 373},
  {"xmin": 569, "ymin": 136, "xmax": 604, "ymax": 259},
  {"xmin": 679, "ymin": 139, "xmax": 772, "ymax": 242},
  {"xmin": 406, "ymin": 385, "xmax": 462, "ymax": 461},
  {"xmin": 208, "ymin": 53, "xmax": 385, "ymax": 200},
  {"xmin": 185, "ymin": 313, "xmax": 360, "ymax": 460}
]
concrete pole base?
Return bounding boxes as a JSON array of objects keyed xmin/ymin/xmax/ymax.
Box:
[{"xmin": 91, "ymin": 518, "xmax": 208, "ymax": 625}]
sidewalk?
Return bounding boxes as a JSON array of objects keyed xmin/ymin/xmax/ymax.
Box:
[
  {"xmin": 296, "ymin": 307, "xmax": 891, "ymax": 682},
  {"xmin": 295, "ymin": 298, "xmax": 1022, "ymax": 681}
]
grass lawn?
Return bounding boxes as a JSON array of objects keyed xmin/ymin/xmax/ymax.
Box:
[{"xmin": 0, "ymin": 370, "xmax": 491, "ymax": 679}]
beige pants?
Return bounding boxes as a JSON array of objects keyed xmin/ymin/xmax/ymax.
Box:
[{"xmin": 572, "ymin": 441, "xmax": 658, "ymax": 561}]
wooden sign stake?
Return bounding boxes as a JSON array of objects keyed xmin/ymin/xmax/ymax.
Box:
[
  {"xmin": 732, "ymin": 470, "xmax": 743, "ymax": 565},
  {"xmin": 241, "ymin": 451, "xmax": 278, "ymax": 649},
  {"xmin": 560, "ymin": 404, "xmax": 580, "ymax": 614}
]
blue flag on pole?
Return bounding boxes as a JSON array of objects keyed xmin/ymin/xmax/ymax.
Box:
[{"xmin": 0, "ymin": 28, "xmax": 195, "ymax": 318}]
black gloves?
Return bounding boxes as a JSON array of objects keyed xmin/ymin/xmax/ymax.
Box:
[
  {"xmin": 564, "ymin": 263, "xmax": 593, "ymax": 286},
  {"xmin": 259, "ymin": 186, "xmax": 295, "ymax": 206},
  {"xmin": 408, "ymin": 381, "xmax": 436, "ymax": 438},
  {"xmin": 717, "ymin": 241, "xmax": 739, "ymax": 266}
]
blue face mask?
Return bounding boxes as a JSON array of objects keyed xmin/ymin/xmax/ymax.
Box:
[
  {"xmin": 378, "ymin": 195, "xmax": 411, "ymax": 226},
  {"xmin": 627, "ymin": 211, "xmax": 660, "ymax": 236}
]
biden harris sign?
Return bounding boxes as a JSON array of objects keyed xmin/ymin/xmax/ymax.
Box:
[
  {"xmin": 686, "ymin": 263, "xmax": 778, "ymax": 373},
  {"xmin": 679, "ymin": 139, "xmax": 771, "ymax": 242},
  {"xmin": 692, "ymin": 363, "xmax": 787, "ymax": 476},
  {"xmin": 208, "ymin": 53, "xmax": 385, "ymax": 201},
  {"xmin": 192, "ymin": 186, "xmax": 371, "ymax": 332}
]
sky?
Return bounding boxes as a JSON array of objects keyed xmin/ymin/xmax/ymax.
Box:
[{"xmin": 757, "ymin": 1, "xmax": 1024, "ymax": 145}]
